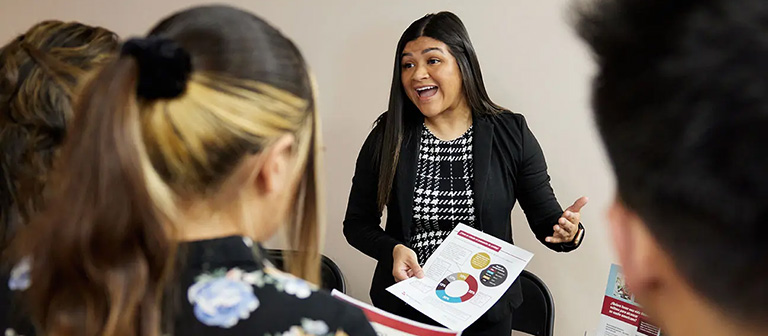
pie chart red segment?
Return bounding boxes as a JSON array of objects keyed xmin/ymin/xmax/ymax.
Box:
[{"xmin": 460, "ymin": 273, "xmax": 478, "ymax": 301}]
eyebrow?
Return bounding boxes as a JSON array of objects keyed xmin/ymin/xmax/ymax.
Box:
[{"xmin": 401, "ymin": 47, "xmax": 445, "ymax": 58}]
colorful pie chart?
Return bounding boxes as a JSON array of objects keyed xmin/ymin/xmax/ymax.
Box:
[{"xmin": 435, "ymin": 272, "xmax": 478, "ymax": 303}]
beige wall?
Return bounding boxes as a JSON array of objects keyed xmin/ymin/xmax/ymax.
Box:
[{"xmin": 0, "ymin": 0, "xmax": 616, "ymax": 334}]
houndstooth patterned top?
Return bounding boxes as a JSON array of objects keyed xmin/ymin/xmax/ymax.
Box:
[{"xmin": 409, "ymin": 123, "xmax": 477, "ymax": 265}]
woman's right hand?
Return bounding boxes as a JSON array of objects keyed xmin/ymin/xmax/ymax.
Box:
[{"xmin": 392, "ymin": 244, "xmax": 425, "ymax": 282}]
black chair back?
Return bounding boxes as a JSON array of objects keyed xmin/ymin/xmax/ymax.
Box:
[
  {"xmin": 264, "ymin": 249, "xmax": 346, "ymax": 293},
  {"xmin": 511, "ymin": 270, "xmax": 555, "ymax": 336}
]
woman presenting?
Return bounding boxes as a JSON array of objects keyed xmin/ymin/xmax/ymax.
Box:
[{"xmin": 343, "ymin": 11, "xmax": 587, "ymax": 335}]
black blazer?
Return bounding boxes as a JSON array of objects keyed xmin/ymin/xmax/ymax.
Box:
[{"xmin": 343, "ymin": 111, "xmax": 582, "ymax": 323}]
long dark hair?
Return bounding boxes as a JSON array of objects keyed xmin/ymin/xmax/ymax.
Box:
[
  {"xmin": 0, "ymin": 21, "xmax": 117, "ymax": 249},
  {"xmin": 15, "ymin": 5, "xmax": 321, "ymax": 336},
  {"xmin": 376, "ymin": 11, "xmax": 505, "ymax": 211}
]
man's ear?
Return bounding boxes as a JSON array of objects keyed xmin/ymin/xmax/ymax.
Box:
[
  {"xmin": 608, "ymin": 197, "xmax": 633, "ymax": 273},
  {"xmin": 255, "ymin": 134, "xmax": 295, "ymax": 195},
  {"xmin": 608, "ymin": 196, "xmax": 663, "ymax": 296}
]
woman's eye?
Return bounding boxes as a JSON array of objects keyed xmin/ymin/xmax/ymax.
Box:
[
  {"xmin": 428, "ymin": 58, "xmax": 441, "ymax": 65},
  {"xmin": 402, "ymin": 63, "xmax": 414, "ymax": 69}
]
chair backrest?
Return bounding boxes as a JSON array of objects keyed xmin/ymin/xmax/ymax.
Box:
[
  {"xmin": 511, "ymin": 270, "xmax": 555, "ymax": 336},
  {"xmin": 264, "ymin": 249, "xmax": 347, "ymax": 293}
]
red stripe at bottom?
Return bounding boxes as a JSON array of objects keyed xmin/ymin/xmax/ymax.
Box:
[{"xmin": 358, "ymin": 307, "xmax": 459, "ymax": 336}]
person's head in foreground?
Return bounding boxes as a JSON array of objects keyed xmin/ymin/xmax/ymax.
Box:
[
  {"xmin": 0, "ymin": 20, "xmax": 117, "ymax": 248},
  {"xmin": 577, "ymin": 0, "xmax": 768, "ymax": 335},
  {"xmin": 13, "ymin": 5, "xmax": 326, "ymax": 335}
]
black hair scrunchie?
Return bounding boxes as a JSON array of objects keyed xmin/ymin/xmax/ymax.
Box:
[{"xmin": 120, "ymin": 36, "xmax": 192, "ymax": 100}]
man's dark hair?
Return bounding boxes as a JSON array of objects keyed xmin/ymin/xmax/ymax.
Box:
[{"xmin": 576, "ymin": 0, "xmax": 768, "ymax": 324}]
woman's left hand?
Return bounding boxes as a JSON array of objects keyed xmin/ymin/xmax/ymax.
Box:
[{"xmin": 545, "ymin": 196, "xmax": 588, "ymax": 244}]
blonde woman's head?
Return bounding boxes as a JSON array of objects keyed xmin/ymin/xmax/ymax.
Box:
[{"xmin": 19, "ymin": 6, "xmax": 322, "ymax": 336}]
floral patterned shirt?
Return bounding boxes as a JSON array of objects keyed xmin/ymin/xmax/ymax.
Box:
[{"xmin": 0, "ymin": 236, "xmax": 376, "ymax": 336}]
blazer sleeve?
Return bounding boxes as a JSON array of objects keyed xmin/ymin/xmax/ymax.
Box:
[
  {"xmin": 515, "ymin": 115, "xmax": 581, "ymax": 252},
  {"xmin": 342, "ymin": 126, "xmax": 402, "ymax": 262}
]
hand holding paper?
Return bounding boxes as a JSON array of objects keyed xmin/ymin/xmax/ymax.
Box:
[
  {"xmin": 393, "ymin": 244, "xmax": 425, "ymax": 281},
  {"xmin": 386, "ymin": 224, "xmax": 533, "ymax": 331}
]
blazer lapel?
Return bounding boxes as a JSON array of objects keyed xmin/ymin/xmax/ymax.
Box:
[
  {"xmin": 473, "ymin": 116, "xmax": 494, "ymax": 231},
  {"xmin": 395, "ymin": 129, "xmax": 419, "ymax": 243}
]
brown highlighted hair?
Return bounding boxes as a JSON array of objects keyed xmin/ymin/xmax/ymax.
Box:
[
  {"xmin": 15, "ymin": 5, "xmax": 323, "ymax": 336},
  {"xmin": 0, "ymin": 21, "xmax": 117, "ymax": 248}
]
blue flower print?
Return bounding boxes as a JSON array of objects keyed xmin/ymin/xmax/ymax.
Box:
[
  {"xmin": 300, "ymin": 318, "xmax": 330, "ymax": 334},
  {"xmin": 8, "ymin": 257, "xmax": 31, "ymax": 291},
  {"xmin": 261, "ymin": 269, "xmax": 314, "ymax": 299},
  {"xmin": 188, "ymin": 268, "xmax": 259, "ymax": 328},
  {"xmin": 283, "ymin": 277, "xmax": 313, "ymax": 299}
]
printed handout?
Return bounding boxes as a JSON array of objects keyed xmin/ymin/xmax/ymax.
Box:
[{"xmin": 386, "ymin": 224, "xmax": 533, "ymax": 331}]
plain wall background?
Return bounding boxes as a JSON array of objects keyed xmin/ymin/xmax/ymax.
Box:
[{"xmin": 0, "ymin": 1, "xmax": 617, "ymax": 334}]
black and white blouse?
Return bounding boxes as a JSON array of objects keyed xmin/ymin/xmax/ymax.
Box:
[{"xmin": 410, "ymin": 124, "xmax": 477, "ymax": 264}]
